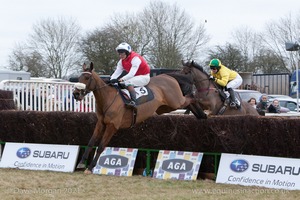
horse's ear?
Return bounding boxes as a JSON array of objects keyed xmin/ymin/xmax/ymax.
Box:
[
  {"xmin": 83, "ymin": 63, "xmax": 87, "ymax": 71},
  {"xmin": 182, "ymin": 60, "xmax": 189, "ymax": 66},
  {"xmin": 90, "ymin": 62, "xmax": 94, "ymax": 71},
  {"xmin": 181, "ymin": 60, "xmax": 185, "ymax": 66}
]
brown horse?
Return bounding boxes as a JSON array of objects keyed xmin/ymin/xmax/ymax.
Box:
[
  {"xmin": 73, "ymin": 62, "xmax": 205, "ymax": 174},
  {"xmin": 181, "ymin": 60, "xmax": 259, "ymax": 116}
]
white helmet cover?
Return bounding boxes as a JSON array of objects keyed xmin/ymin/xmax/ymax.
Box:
[{"xmin": 116, "ymin": 42, "xmax": 132, "ymax": 53}]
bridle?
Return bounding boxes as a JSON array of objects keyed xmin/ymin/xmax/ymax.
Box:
[
  {"xmin": 80, "ymin": 71, "xmax": 108, "ymax": 95},
  {"xmin": 188, "ymin": 66, "xmax": 217, "ymax": 96},
  {"xmin": 184, "ymin": 61, "xmax": 230, "ymax": 115},
  {"xmin": 75, "ymin": 70, "xmax": 119, "ymax": 114}
]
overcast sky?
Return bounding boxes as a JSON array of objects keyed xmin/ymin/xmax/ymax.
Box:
[{"xmin": 0, "ymin": 0, "xmax": 299, "ymax": 69}]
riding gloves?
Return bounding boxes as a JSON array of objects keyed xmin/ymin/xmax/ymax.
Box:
[{"xmin": 109, "ymin": 79, "xmax": 118, "ymax": 84}]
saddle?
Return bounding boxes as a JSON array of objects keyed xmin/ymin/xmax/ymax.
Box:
[{"xmin": 112, "ymin": 84, "xmax": 154, "ymax": 106}]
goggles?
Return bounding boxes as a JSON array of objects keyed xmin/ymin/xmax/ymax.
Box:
[{"xmin": 117, "ymin": 49, "xmax": 127, "ymax": 54}]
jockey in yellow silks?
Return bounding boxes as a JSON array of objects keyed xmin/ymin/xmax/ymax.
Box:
[{"xmin": 209, "ymin": 59, "xmax": 243, "ymax": 108}]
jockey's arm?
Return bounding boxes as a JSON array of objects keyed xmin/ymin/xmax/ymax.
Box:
[
  {"xmin": 121, "ymin": 56, "xmax": 141, "ymax": 81},
  {"xmin": 215, "ymin": 71, "xmax": 230, "ymax": 87},
  {"xmin": 110, "ymin": 60, "xmax": 124, "ymax": 80}
]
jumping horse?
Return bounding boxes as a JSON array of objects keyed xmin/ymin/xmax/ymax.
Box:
[
  {"xmin": 73, "ymin": 62, "xmax": 205, "ymax": 174},
  {"xmin": 181, "ymin": 60, "xmax": 259, "ymax": 116}
]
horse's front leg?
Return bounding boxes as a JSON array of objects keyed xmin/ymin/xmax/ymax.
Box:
[
  {"xmin": 183, "ymin": 96, "xmax": 207, "ymax": 119},
  {"xmin": 77, "ymin": 120, "xmax": 104, "ymax": 169},
  {"xmin": 85, "ymin": 123, "xmax": 117, "ymax": 174}
]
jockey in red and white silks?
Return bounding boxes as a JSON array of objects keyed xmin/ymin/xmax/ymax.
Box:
[
  {"xmin": 110, "ymin": 42, "xmax": 150, "ymax": 107},
  {"xmin": 110, "ymin": 44, "xmax": 150, "ymax": 87}
]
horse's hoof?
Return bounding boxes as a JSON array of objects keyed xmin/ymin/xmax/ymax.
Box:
[
  {"xmin": 77, "ymin": 163, "xmax": 85, "ymax": 169},
  {"xmin": 84, "ymin": 169, "xmax": 92, "ymax": 174}
]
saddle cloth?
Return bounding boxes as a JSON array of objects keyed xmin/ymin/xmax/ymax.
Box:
[{"xmin": 121, "ymin": 86, "xmax": 149, "ymax": 99}]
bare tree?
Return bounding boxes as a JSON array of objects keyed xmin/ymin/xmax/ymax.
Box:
[
  {"xmin": 261, "ymin": 13, "xmax": 300, "ymax": 72},
  {"xmin": 231, "ymin": 26, "xmax": 264, "ymax": 72},
  {"xmin": 9, "ymin": 17, "xmax": 82, "ymax": 78},
  {"xmin": 9, "ymin": 44, "xmax": 47, "ymax": 77},
  {"xmin": 80, "ymin": 13, "xmax": 150, "ymax": 74},
  {"xmin": 80, "ymin": 1, "xmax": 209, "ymax": 70},
  {"xmin": 141, "ymin": 1, "xmax": 209, "ymax": 68},
  {"xmin": 107, "ymin": 13, "xmax": 151, "ymax": 55},
  {"xmin": 80, "ymin": 28, "xmax": 118, "ymax": 74},
  {"xmin": 252, "ymin": 48, "xmax": 289, "ymax": 73},
  {"xmin": 208, "ymin": 43, "xmax": 244, "ymax": 72}
]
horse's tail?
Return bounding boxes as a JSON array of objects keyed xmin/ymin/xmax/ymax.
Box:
[{"xmin": 165, "ymin": 73, "xmax": 193, "ymax": 96}]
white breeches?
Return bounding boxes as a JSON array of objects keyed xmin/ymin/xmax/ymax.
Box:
[
  {"xmin": 227, "ymin": 74, "xmax": 243, "ymax": 89},
  {"xmin": 122, "ymin": 74, "xmax": 150, "ymax": 87}
]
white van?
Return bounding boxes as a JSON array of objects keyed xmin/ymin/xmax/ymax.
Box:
[{"xmin": 0, "ymin": 69, "xmax": 30, "ymax": 81}]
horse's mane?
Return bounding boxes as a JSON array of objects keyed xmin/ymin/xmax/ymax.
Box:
[
  {"xmin": 186, "ymin": 60, "xmax": 224, "ymax": 90},
  {"xmin": 165, "ymin": 73, "xmax": 193, "ymax": 96},
  {"xmin": 190, "ymin": 61, "xmax": 209, "ymax": 77}
]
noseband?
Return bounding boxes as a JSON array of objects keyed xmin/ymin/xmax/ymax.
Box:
[
  {"xmin": 187, "ymin": 65, "xmax": 218, "ymax": 96},
  {"xmin": 79, "ymin": 71, "xmax": 108, "ymax": 94},
  {"xmin": 82, "ymin": 71, "xmax": 94, "ymax": 94}
]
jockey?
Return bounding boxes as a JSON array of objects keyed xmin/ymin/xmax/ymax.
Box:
[
  {"xmin": 110, "ymin": 42, "xmax": 151, "ymax": 107},
  {"xmin": 209, "ymin": 58, "xmax": 243, "ymax": 108}
]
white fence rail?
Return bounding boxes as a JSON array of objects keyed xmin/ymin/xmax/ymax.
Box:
[{"xmin": 0, "ymin": 80, "xmax": 96, "ymax": 112}]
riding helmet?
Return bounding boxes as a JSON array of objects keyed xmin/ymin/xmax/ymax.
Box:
[
  {"xmin": 209, "ymin": 59, "xmax": 221, "ymax": 69},
  {"xmin": 116, "ymin": 42, "xmax": 132, "ymax": 56}
]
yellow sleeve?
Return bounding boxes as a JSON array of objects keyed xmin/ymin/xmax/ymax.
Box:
[{"xmin": 215, "ymin": 69, "xmax": 230, "ymax": 87}]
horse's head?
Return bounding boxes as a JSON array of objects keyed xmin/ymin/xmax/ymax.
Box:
[
  {"xmin": 181, "ymin": 60, "xmax": 207, "ymax": 76},
  {"xmin": 73, "ymin": 62, "xmax": 97, "ymax": 101},
  {"xmin": 181, "ymin": 60, "xmax": 193, "ymax": 74}
]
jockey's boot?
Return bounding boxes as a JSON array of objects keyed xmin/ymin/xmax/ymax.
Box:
[
  {"xmin": 126, "ymin": 85, "xmax": 137, "ymax": 108},
  {"xmin": 235, "ymin": 98, "xmax": 241, "ymax": 109},
  {"xmin": 228, "ymin": 88, "xmax": 237, "ymax": 108}
]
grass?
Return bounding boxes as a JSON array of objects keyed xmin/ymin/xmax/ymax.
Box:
[{"xmin": 0, "ymin": 168, "xmax": 299, "ymax": 200}]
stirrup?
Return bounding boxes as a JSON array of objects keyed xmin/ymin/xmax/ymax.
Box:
[
  {"xmin": 125, "ymin": 100, "xmax": 136, "ymax": 108},
  {"xmin": 229, "ymin": 102, "xmax": 236, "ymax": 108}
]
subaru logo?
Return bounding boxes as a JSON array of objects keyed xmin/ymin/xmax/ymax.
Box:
[
  {"xmin": 230, "ymin": 159, "xmax": 249, "ymax": 172},
  {"xmin": 16, "ymin": 147, "xmax": 31, "ymax": 159}
]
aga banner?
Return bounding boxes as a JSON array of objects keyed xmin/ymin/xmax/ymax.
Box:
[
  {"xmin": 92, "ymin": 147, "xmax": 138, "ymax": 176},
  {"xmin": 153, "ymin": 150, "xmax": 203, "ymax": 180}
]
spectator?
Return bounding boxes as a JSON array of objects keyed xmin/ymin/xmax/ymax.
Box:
[
  {"xmin": 267, "ymin": 99, "xmax": 281, "ymax": 113},
  {"xmin": 247, "ymin": 97, "xmax": 257, "ymax": 108},
  {"xmin": 256, "ymin": 94, "xmax": 268, "ymax": 114}
]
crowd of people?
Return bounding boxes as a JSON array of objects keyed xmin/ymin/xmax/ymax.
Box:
[{"xmin": 248, "ymin": 94, "xmax": 285, "ymax": 114}]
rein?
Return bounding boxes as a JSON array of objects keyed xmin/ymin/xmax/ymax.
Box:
[
  {"xmin": 197, "ymin": 87, "xmax": 218, "ymax": 92},
  {"xmin": 184, "ymin": 62, "xmax": 230, "ymax": 115},
  {"xmin": 191, "ymin": 70, "xmax": 212, "ymax": 96},
  {"xmin": 82, "ymin": 71, "xmax": 118, "ymax": 115},
  {"xmin": 82, "ymin": 71, "xmax": 108, "ymax": 93}
]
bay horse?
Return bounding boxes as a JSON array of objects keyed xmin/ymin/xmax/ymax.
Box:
[
  {"xmin": 73, "ymin": 62, "xmax": 205, "ymax": 174},
  {"xmin": 181, "ymin": 60, "xmax": 259, "ymax": 116}
]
